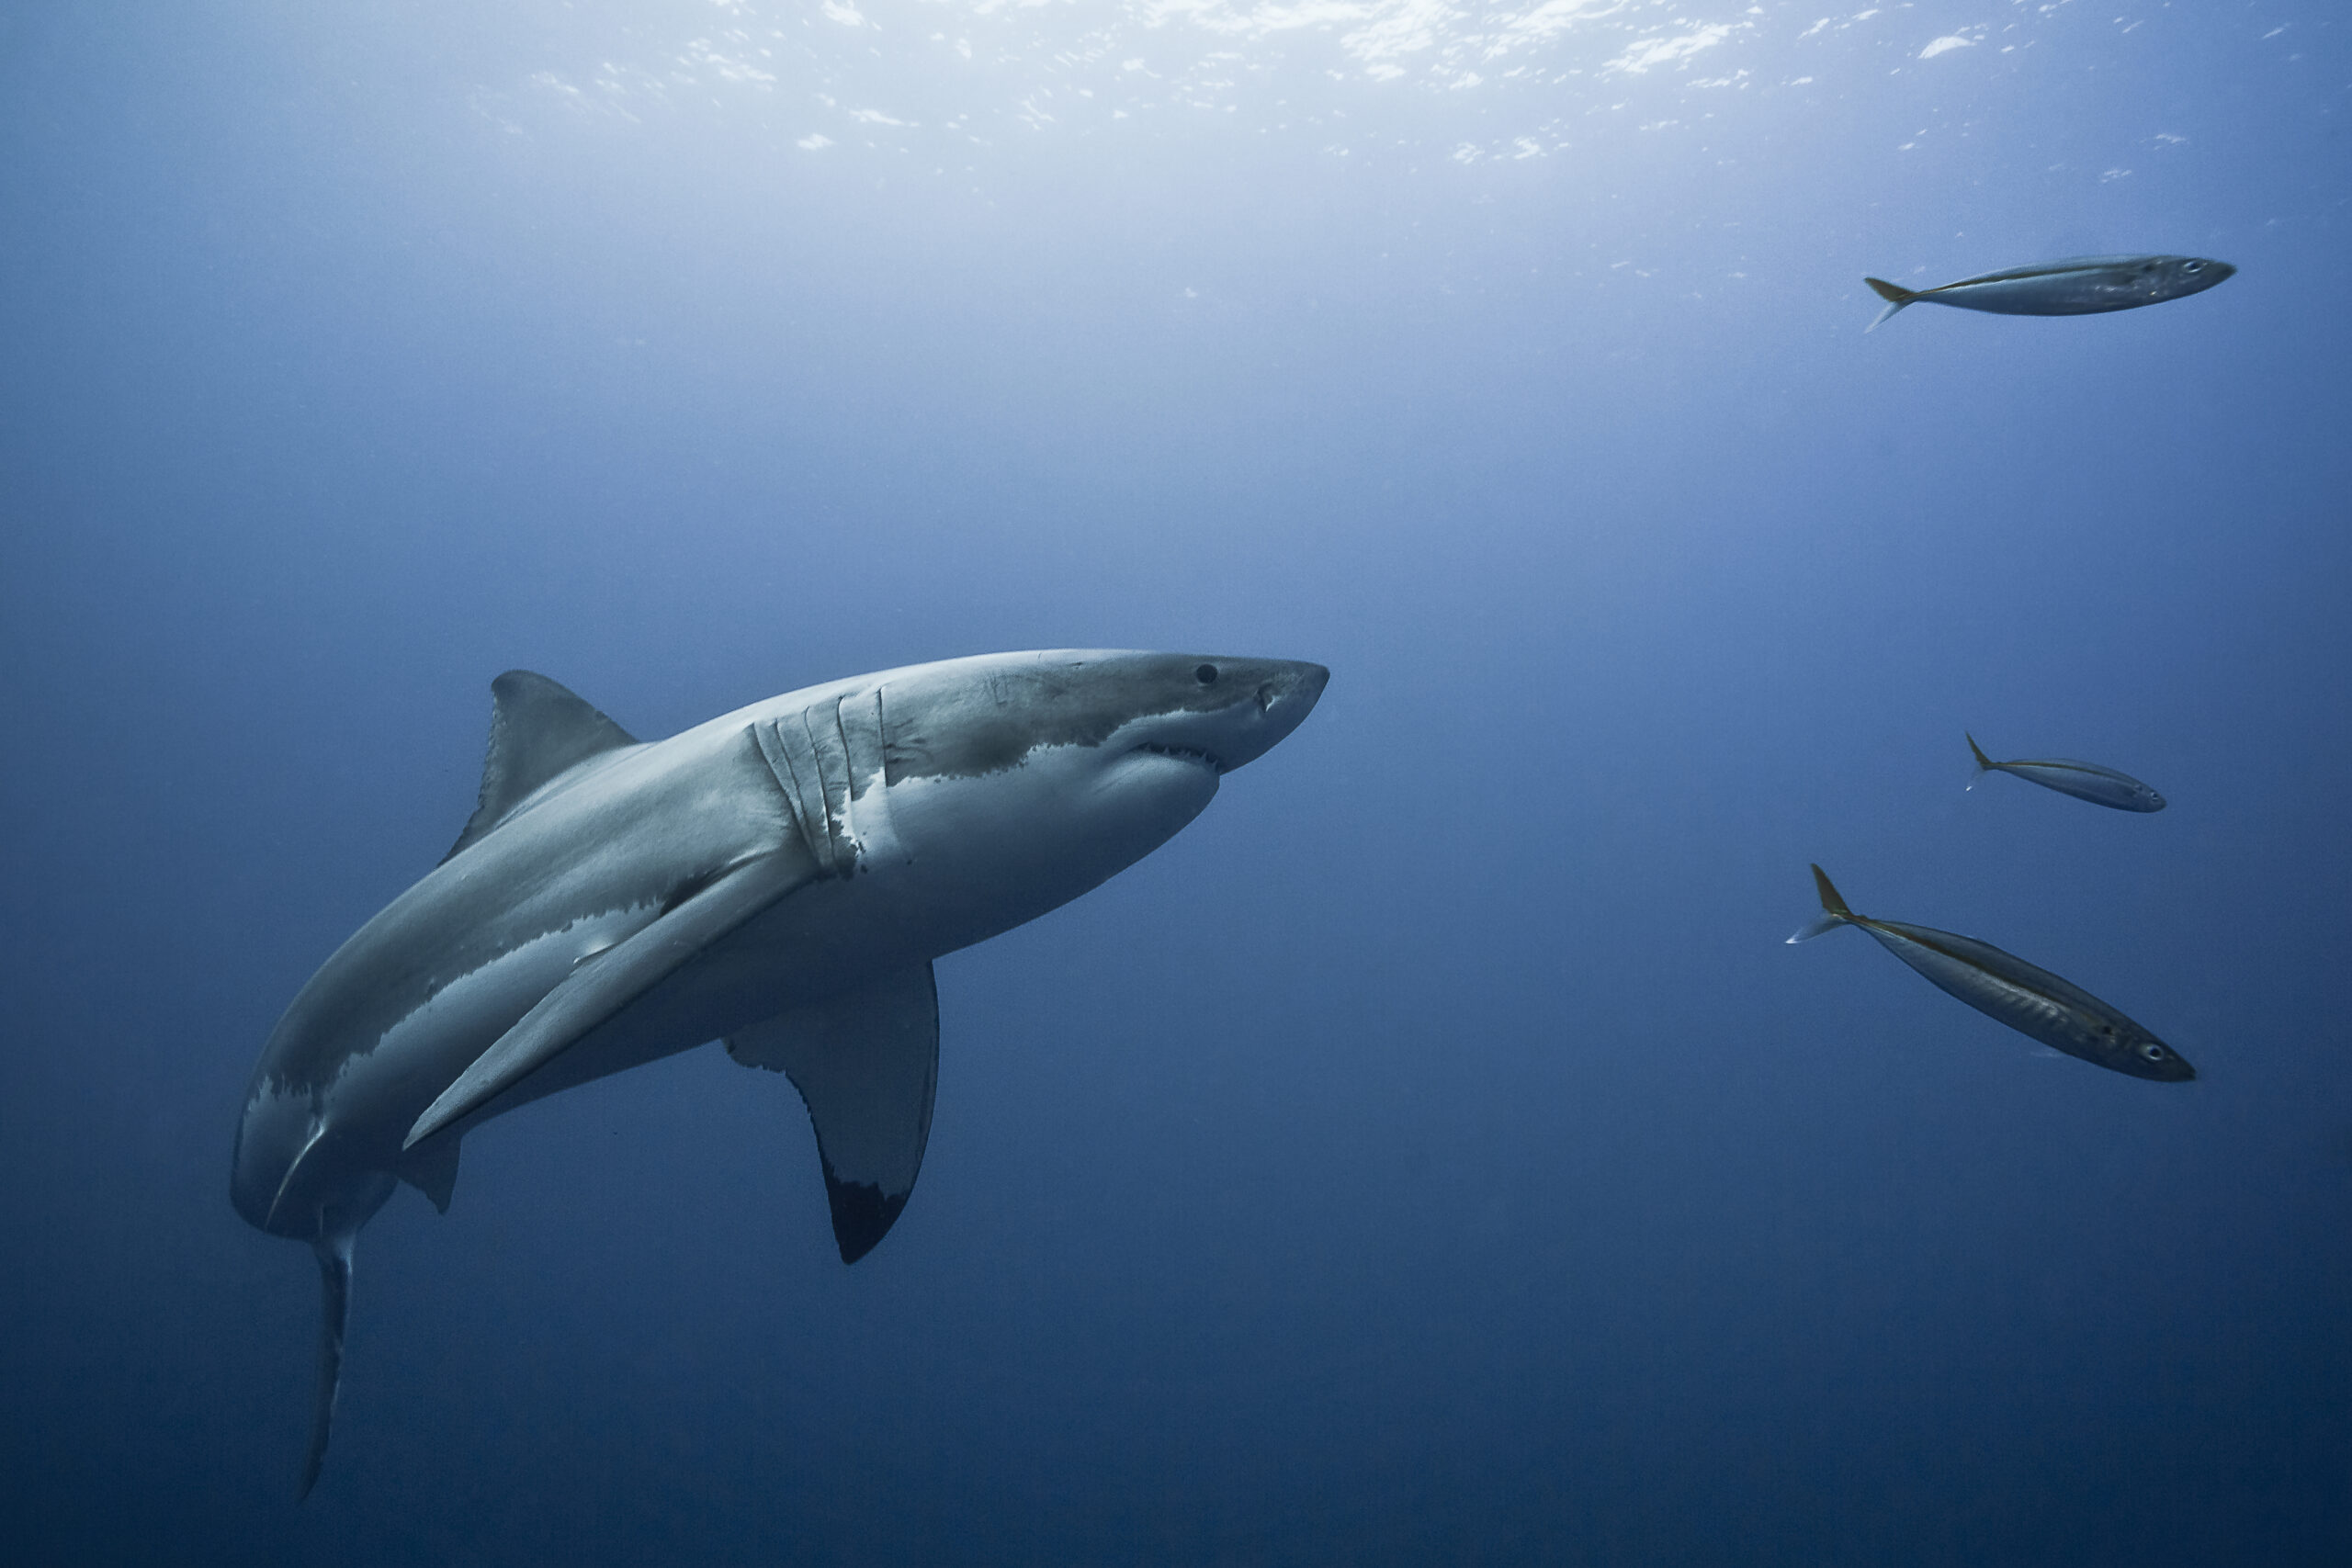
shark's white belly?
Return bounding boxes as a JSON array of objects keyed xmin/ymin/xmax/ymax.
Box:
[{"xmin": 497, "ymin": 750, "xmax": 1216, "ymax": 1112}]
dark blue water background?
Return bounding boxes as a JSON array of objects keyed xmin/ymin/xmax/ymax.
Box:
[{"xmin": 4, "ymin": 3, "xmax": 2346, "ymax": 1561}]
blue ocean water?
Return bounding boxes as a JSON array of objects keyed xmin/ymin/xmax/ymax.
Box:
[{"xmin": 3, "ymin": 3, "xmax": 2346, "ymax": 1562}]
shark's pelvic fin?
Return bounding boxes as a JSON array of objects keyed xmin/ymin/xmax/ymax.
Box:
[
  {"xmin": 727, "ymin": 963, "xmax": 941, "ymax": 1264},
  {"xmin": 443, "ymin": 671, "xmax": 639, "ymax": 864},
  {"xmin": 1863, "ymin": 276, "xmax": 1918, "ymax": 332},
  {"xmin": 298, "ymin": 1229, "xmax": 356, "ymax": 1501},
  {"xmin": 398, "ymin": 1134, "xmax": 461, "ymax": 1214},
  {"xmin": 404, "ymin": 852, "xmax": 812, "ymax": 1148},
  {"xmin": 1788, "ymin": 863, "xmax": 1859, "ymax": 944}
]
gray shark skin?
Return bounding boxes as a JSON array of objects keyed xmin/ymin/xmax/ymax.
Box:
[
  {"xmin": 232, "ymin": 649, "xmax": 1328, "ymax": 1495},
  {"xmin": 1863, "ymin": 254, "xmax": 2233, "ymax": 330}
]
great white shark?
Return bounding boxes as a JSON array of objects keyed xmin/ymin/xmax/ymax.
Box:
[{"xmin": 232, "ymin": 649, "xmax": 1328, "ymax": 1495}]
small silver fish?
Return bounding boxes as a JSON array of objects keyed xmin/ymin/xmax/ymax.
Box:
[
  {"xmin": 1787, "ymin": 865, "xmax": 2194, "ymax": 1083},
  {"xmin": 1966, "ymin": 734, "xmax": 2165, "ymax": 813},
  {"xmin": 1863, "ymin": 254, "xmax": 2234, "ymax": 331}
]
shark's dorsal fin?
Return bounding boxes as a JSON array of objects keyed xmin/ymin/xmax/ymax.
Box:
[
  {"xmin": 726, "ymin": 964, "xmax": 941, "ymax": 1264},
  {"xmin": 443, "ymin": 671, "xmax": 638, "ymax": 863}
]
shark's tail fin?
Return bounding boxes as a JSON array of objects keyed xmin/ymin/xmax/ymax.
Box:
[
  {"xmin": 1787, "ymin": 863, "xmax": 1858, "ymax": 943},
  {"xmin": 298, "ymin": 1231, "xmax": 356, "ymax": 1501},
  {"xmin": 1965, "ymin": 732, "xmax": 1996, "ymax": 790},
  {"xmin": 1863, "ymin": 276, "xmax": 1918, "ymax": 333}
]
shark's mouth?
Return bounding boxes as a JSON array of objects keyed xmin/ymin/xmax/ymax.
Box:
[{"xmin": 1136, "ymin": 741, "xmax": 1227, "ymax": 774}]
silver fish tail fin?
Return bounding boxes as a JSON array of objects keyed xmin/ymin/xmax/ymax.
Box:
[
  {"xmin": 1863, "ymin": 276, "xmax": 1917, "ymax": 332},
  {"xmin": 1965, "ymin": 732, "xmax": 1996, "ymax": 790},
  {"xmin": 298, "ymin": 1230, "xmax": 356, "ymax": 1500},
  {"xmin": 1787, "ymin": 863, "xmax": 1857, "ymax": 943}
]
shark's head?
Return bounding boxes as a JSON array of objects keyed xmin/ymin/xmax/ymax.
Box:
[
  {"xmin": 880, "ymin": 649, "xmax": 1329, "ymax": 787},
  {"xmin": 870, "ymin": 650, "xmax": 1328, "ymax": 944},
  {"xmin": 2138, "ymin": 255, "xmax": 2234, "ymax": 302}
]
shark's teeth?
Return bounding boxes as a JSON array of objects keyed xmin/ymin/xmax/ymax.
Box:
[{"xmin": 1137, "ymin": 742, "xmax": 1226, "ymax": 774}]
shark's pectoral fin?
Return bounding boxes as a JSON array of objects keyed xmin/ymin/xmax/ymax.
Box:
[
  {"xmin": 443, "ymin": 671, "xmax": 639, "ymax": 864},
  {"xmin": 298, "ymin": 1229, "xmax": 356, "ymax": 1501},
  {"xmin": 398, "ymin": 1134, "xmax": 460, "ymax": 1214},
  {"xmin": 405, "ymin": 852, "xmax": 809, "ymax": 1148},
  {"xmin": 727, "ymin": 964, "xmax": 941, "ymax": 1264}
]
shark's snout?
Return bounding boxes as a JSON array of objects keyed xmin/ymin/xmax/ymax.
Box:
[
  {"xmin": 1270, "ymin": 660, "xmax": 1330, "ymax": 710},
  {"xmin": 1257, "ymin": 659, "xmax": 1329, "ymax": 754},
  {"xmin": 1194, "ymin": 658, "xmax": 1328, "ymax": 773}
]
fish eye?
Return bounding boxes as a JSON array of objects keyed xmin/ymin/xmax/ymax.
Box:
[
  {"xmin": 1194, "ymin": 663, "xmax": 1219, "ymax": 685},
  {"xmin": 2140, "ymin": 1043, "xmax": 2165, "ymax": 1061},
  {"xmin": 2184, "ymin": 261, "xmax": 2204, "ymax": 274}
]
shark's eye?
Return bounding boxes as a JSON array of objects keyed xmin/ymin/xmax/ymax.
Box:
[
  {"xmin": 1194, "ymin": 663, "xmax": 1218, "ymax": 685},
  {"xmin": 2140, "ymin": 1043, "xmax": 2165, "ymax": 1060},
  {"xmin": 2183, "ymin": 261, "xmax": 2203, "ymax": 274}
]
